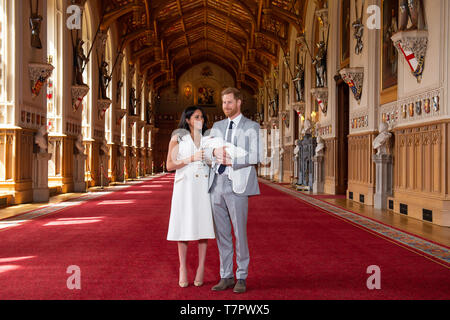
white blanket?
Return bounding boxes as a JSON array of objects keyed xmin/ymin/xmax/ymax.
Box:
[{"xmin": 201, "ymin": 136, "xmax": 248, "ymax": 159}]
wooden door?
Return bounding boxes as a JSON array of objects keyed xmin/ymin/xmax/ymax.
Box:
[{"xmin": 336, "ymin": 80, "xmax": 349, "ymax": 194}]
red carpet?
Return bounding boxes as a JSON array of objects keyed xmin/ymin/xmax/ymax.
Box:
[{"xmin": 0, "ymin": 174, "xmax": 448, "ymax": 300}]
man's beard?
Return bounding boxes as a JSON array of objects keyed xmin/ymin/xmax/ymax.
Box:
[{"xmin": 224, "ymin": 109, "xmax": 237, "ymax": 118}]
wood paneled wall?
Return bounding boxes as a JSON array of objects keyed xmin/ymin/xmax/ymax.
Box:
[
  {"xmin": 391, "ymin": 121, "xmax": 450, "ymax": 226},
  {"xmin": 282, "ymin": 145, "xmax": 294, "ymax": 183},
  {"xmin": 0, "ymin": 129, "xmax": 34, "ymax": 203},
  {"xmin": 394, "ymin": 122, "xmax": 447, "ymax": 195},
  {"xmin": 324, "ymin": 138, "xmax": 337, "ymax": 194},
  {"xmin": 347, "ymin": 132, "xmax": 376, "ymax": 205},
  {"xmin": 18, "ymin": 130, "xmax": 34, "ymax": 182}
]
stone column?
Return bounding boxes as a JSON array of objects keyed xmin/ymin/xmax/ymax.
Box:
[
  {"xmin": 33, "ymin": 152, "xmax": 51, "ymax": 202},
  {"xmin": 278, "ymin": 147, "xmax": 284, "ymax": 183},
  {"xmin": 313, "ymin": 155, "xmax": 324, "ymax": 193},
  {"xmin": 373, "ymin": 154, "xmax": 393, "ymax": 210},
  {"xmin": 293, "ymin": 154, "xmax": 298, "ymax": 184},
  {"xmin": 73, "ymin": 153, "xmax": 87, "ymax": 192},
  {"xmin": 129, "ymin": 147, "xmax": 137, "ymax": 179},
  {"xmin": 117, "ymin": 147, "xmax": 126, "ymax": 182},
  {"xmin": 294, "ymin": 140, "xmax": 301, "ymax": 185},
  {"xmin": 269, "ymin": 153, "xmax": 274, "ymax": 181}
]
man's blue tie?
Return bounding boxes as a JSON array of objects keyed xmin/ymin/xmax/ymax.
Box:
[{"xmin": 218, "ymin": 121, "xmax": 234, "ymax": 175}]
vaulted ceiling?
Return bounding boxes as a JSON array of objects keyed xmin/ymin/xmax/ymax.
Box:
[{"xmin": 99, "ymin": 0, "xmax": 307, "ymax": 94}]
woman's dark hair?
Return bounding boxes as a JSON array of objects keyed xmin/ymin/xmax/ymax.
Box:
[{"xmin": 177, "ymin": 106, "xmax": 208, "ymax": 136}]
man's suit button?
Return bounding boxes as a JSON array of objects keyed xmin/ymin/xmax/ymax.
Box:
[
  {"xmin": 205, "ymin": 175, "xmax": 208, "ymax": 178},
  {"xmin": 195, "ymin": 174, "xmax": 199, "ymax": 178}
]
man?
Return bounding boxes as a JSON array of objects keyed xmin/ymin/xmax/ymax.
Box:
[{"xmin": 204, "ymin": 87, "xmax": 264, "ymax": 293}]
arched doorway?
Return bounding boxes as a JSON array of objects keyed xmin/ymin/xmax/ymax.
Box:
[{"xmin": 336, "ymin": 78, "xmax": 349, "ymax": 194}]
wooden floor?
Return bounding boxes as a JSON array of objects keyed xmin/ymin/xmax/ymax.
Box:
[
  {"xmin": 0, "ymin": 181, "xmax": 136, "ymax": 221},
  {"xmin": 325, "ymin": 198, "xmax": 450, "ymax": 247},
  {"xmin": 260, "ymin": 179, "xmax": 450, "ymax": 248},
  {"xmin": 0, "ymin": 192, "xmax": 85, "ymax": 221}
]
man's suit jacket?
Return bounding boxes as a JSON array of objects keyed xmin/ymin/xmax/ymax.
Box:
[{"xmin": 204, "ymin": 115, "xmax": 264, "ymax": 197}]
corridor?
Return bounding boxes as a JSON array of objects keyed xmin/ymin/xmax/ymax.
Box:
[{"xmin": 0, "ymin": 174, "xmax": 448, "ymax": 300}]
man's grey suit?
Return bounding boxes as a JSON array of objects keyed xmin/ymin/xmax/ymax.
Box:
[{"xmin": 204, "ymin": 115, "xmax": 263, "ymax": 281}]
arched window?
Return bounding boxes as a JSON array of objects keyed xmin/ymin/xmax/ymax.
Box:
[
  {"xmin": 105, "ymin": 29, "xmax": 113, "ymax": 143},
  {"xmin": 0, "ymin": 0, "xmax": 14, "ymax": 181},
  {"xmin": 47, "ymin": 0, "xmax": 64, "ymax": 181},
  {"xmin": 131, "ymin": 67, "xmax": 137, "ymax": 147},
  {"xmin": 121, "ymin": 56, "xmax": 127, "ymax": 145},
  {"xmin": 81, "ymin": 4, "xmax": 93, "ymax": 139},
  {"xmin": 0, "ymin": 0, "xmax": 5, "ymax": 102},
  {"xmin": 132, "ymin": 122, "xmax": 137, "ymax": 147},
  {"xmin": 46, "ymin": 0, "xmax": 63, "ymax": 134},
  {"xmin": 140, "ymin": 80, "xmax": 145, "ymax": 121},
  {"xmin": 0, "ymin": 0, "xmax": 14, "ymax": 125}
]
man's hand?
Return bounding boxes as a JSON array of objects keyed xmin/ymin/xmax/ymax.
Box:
[{"xmin": 213, "ymin": 146, "xmax": 232, "ymax": 166}]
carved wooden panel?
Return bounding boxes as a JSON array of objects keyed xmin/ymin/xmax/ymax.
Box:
[
  {"xmin": 63, "ymin": 137, "xmax": 74, "ymax": 179},
  {"xmin": 19, "ymin": 130, "xmax": 33, "ymax": 181},
  {"xmin": 324, "ymin": 138, "xmax": 336, "ymax": 181},
  {"xmin": 282, "ymin": 145, "xmax": 294, "ymax": 182},
  {"xmin": 394, "ymin": 122, "xmax": 447, "ymax": 196},
  {"xmin": 348, "ymin": 133, "xmax": 376, "ymax": 186}
]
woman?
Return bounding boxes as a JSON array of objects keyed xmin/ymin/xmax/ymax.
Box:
[{"xmin": 166, "ymin": 106, "xmax": 215, "ymax": 288}]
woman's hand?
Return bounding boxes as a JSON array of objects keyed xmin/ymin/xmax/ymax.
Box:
[{"xmin": 190, "ymin": 149, "xmax": 204, "ymax": 163}]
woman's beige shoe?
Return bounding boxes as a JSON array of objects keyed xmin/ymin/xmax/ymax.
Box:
[
  {"xmin": 179, "ymin": 268, "xmax": 188, "ymax": 288},
  {"xmin": 194, "ymin": 267, "xmax": 204, "ymax": 287}
]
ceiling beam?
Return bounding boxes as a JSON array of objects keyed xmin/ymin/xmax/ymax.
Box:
[
  {"xmin": 243, "ymin": 70, "xmax": 263, "ymax": 85},
  {"xmin": 257, "ymin": 30, "xmax": 287, "ymax": 51},
  {"xmin": 229, "ymin": 0, "xmax": 256, "ymax": 27},
  {"xmin": 255, "ymin": 48, "xmax": 278, "ymax": 66},
  {"xmin": 223, "ymin": 2, "xmax": 233, "ymax": 49},
  {"xmin": 148, "ymin": 70, "xmax": 167, "ymax": 84},
  {"xmin": 131, "ymin": 47, "xmax": 154, "ymax": 63},
  {"xmin": 175, "ymin": 0, "xmax": 192, "ymax": 65},
  {"xmin": 101, "ymin": 2, "xmax": 138, "ymax": 31},
  {"xmin": 269, "ymin": 6, "xmax": 303, "ymax": 33},
  {"xmin": 166, "ymin": 23, "xmax": 248, "ymax": 51},
  {"xmin": 159, "ymin": 7, "xmax": 251, "ymax": 44},
  {"xmin": 140, "ymin": 60, "xmax": 161, "ymax": 74},
  {"xmin": 121, "ymin": 28, "xmax": 152, "ymax": 49},
  {"xmin": 248, "ymin": 61, "xmax": 269, "ymax": 75},
  {"xmin": 172, "ymin": 44, "xmax": 242, "ymax": 70},
  {"xmin": 152, "ymin": 0, "xmax": 256, "ymax": 27},
  {"xmin": 143, "ymin": 0, "xmax": 151, "ymax": 27},
  {"xmin": 174, "ymin": 52, "xmax": 239, "ymax": 76},
  {"xmin": 170, "ymin": 37, "xmax": 245, "ymax": 58},
  {"xmin": 256, "ymin": 0, "xmax": 263, "ymax": 32}
]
